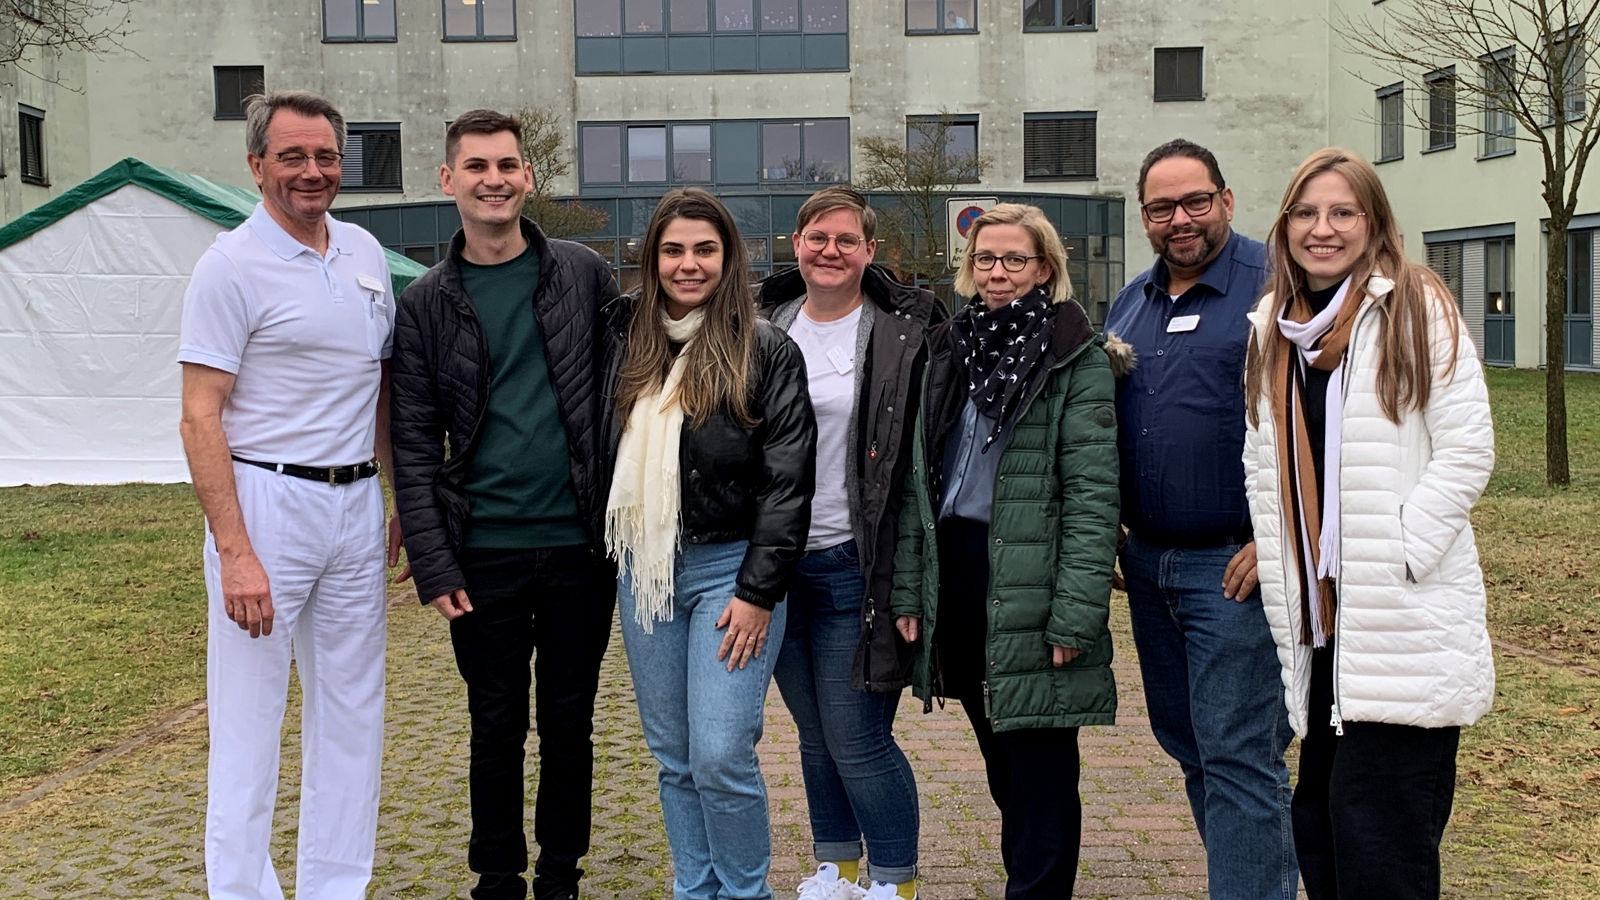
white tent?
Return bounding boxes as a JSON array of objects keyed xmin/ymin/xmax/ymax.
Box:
[{"xmin": 0, "ymin": 158, "xmax": 425, "ymax": 486}]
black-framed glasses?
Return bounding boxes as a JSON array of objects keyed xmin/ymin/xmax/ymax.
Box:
[
  {"xmin": 799, "ymin": 230, "xmax": 867, "ymax": 254},
  {"xmin": 971, "ymin": 252, "xmax": 1043, "ymax": 272},
  {"xmin": 1283, "ymin": 204, "xmax": 1368, "ymax": 233},
  {"xmin": 273, "ymin": 151, "xmax": 344, "ymax": 171},
  {"xmin": 1141, "ymin": 189, "xmax": 1221, "ymax": 223}
]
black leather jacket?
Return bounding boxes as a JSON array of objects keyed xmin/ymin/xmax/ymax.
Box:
[
  {"xmin": 602, "ymin": 299, "xmax": 817, "ymax": 608},
  {"xmin": 391, "ymin": 219, "xmax": 619, "ymax": 603},
  {"xmin": 756, "ymin": 264, "xmax": 945, "ymax": 690}
]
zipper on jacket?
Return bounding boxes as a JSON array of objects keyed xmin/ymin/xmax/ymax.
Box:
[
  {"xmin": 982, "ymin": 680, "xmax": 992, "ymax": 720},
  {"xmin": 862, "ymin": 594, "xmax": 876, "ymax": 689},
  {"xmin": 1328, "ymin": 301, "xmax": 1378, "ymax": 738}
]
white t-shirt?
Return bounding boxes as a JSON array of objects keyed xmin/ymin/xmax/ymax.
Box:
[
  {"xmin": 178, "ymin": 204, "xmax": 394, "ymax": 466},
  {"xmin": 788, "ymin": 303, "xmax": 861, "ymax": 550}
]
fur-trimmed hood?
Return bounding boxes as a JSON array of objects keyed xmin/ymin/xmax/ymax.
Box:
[{"xmin": 1103, "ymin": 331, "xmax": 1137, "ymax": 378}]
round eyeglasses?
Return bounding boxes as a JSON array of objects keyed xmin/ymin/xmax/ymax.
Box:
[
  {"xmin": 799, "ymin": 231, "xmax": 866, "ymax": 254},
  {"xmin": 971, "ymin": 252, "xmax": 1044, "ymax": 272},
  {"xmin": 1283, "ymin": 205, "xmax": 1367, "ymax": 232}
]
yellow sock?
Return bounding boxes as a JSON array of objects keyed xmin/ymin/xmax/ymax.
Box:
[
  {"xmin": 831, "ymin": 860, "xmax": 859, "ymax": 884},
  {"xmin": 896, "ymin": 878, "xmax": 918, "ymax": 899}
]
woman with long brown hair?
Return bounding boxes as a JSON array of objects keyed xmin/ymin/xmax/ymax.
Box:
[
  {"xmin": 603, "ymin": 187, "xmax": 816, "ymax": 900},
  {"xmin": 1242, "ymin": 148, "xmax": 1495, "ymax": 899}
]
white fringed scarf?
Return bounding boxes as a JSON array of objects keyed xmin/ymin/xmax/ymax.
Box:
[{"xmin": 604, "ymin": 308, "xmax": 705, "ymax": 633}]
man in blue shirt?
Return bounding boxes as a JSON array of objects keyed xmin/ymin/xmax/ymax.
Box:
[{"xmin": 1104, "ymin": 140, "xmax": 1296, "ymax": 900}]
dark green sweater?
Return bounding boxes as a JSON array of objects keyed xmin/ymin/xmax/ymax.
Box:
[{"xmin": 459, "ymin": 244, "xmax": 587, "ymax": 549}]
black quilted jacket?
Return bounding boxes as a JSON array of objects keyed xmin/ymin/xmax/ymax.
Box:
[
  {"xmin": 391, "ymin": 219, "xmax": 620, "ymax": 603},
  {"xmin": 600, "ymin": 297, "xmax": 818, "ymax": 609}
]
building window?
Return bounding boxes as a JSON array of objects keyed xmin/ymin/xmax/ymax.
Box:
[
  {"xmin": 323, "ymin": 0, "xmax": 396, "ymax": 41},
  {"xmin": 576, "ymin": 0, "xmax": 846, "ymax": 73},
  {"xmin": 18, "ymin": 105, "xmax": 46, "ymax": 186},
  {"xmin": 1425, "ymin": 240, "xmax": 1464, "ymax": 310},
  {"xmin": 907, "ymin": 114, "xmax": 980, "ymax": 183},
  {"xmin": 1482, "ymin": 48, "xmax": 1517, "ymax": 158},
  {"xmin": 344, "ymin": 123, "xmax": 402, "ymax": 191},
  {"xmin": 907, "ymin": 0, "xmax": 975, "ymax": 33},
  {"xmin": 1023, "ymin": 0, "xmax": 1094, "ymax": 31},
  {"xmin": 580, "ymin": 117, "xmax": 849, "ymax": 187},
  {"xmin": 1153, "ymin": 47, "xmax": 1204, "ymax": 101},
  {"xmin": 213, "ymin": 66, "xmax": 265, "ymax": 120},
  {"xmin": 1425, "ymin": 67, "xmax": 1456, "ymax": 151},
  {"xmin": 1548, "ymin": 28, "xmax": 1587, "ymax": 123},
  {"xmin": 1376, "ymin": 83, "xmax": 1404, "ymax": 162},
  {"xmin": 444, "ymin": 0, "xmax": 515, "ymax": 40},
  {"xmin": 1024, "ymin": 112, "xmax": 1096, "ymax": 180},
  {"xmin": 1483, "ymin": 236, "xmax": 1515, "ymax": 365}
]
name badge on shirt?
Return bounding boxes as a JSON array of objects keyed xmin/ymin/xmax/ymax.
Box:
[
  {"xmin": 357, "ymin": 273, "xmax": 386, "ymax": 296},
  {"xmin": 1167, "ymin": 314, "xmax": 1200, "ymax": 334},
  {"xmin": 826, "ymin": 344, "xmax": 854, "ymax": 375}
]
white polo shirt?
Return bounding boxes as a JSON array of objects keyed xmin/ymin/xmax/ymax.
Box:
[{"xmin": 178, "ymin": 203, "xmax": 394, "ymax": 467}]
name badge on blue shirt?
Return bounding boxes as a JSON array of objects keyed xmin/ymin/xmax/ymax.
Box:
[{"xmin": 1167, "ymin": 314, "xmax": 1200, "ymax": 333}]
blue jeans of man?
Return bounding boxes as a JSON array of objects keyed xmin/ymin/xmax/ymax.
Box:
[
  {"xmin": 1120, "ymin": 533, "xmax": 1298, "ymax": 900},
  {"xmin": 772, "ymin": 541, "xmax": 919, "ymax": 885},
  {"xmin": 619, "ymin": 540, "xmax": 786, "ymax": 900}
]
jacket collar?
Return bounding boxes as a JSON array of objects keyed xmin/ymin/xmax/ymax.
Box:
[
  {"xmin": 1247, "ymin": 272, "xmax": 1395, "ymax": 332},
  {"xmin": 756, "ymin": 263, "xmax": 925, "ymax": 317}
]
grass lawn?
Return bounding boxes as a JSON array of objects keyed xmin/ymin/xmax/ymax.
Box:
[{"xmin": 0, "ymin": 368, "xmax": 1596, "ymax": 895}]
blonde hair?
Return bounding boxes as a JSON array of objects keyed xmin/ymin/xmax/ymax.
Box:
[
  {"xmin": 953, "ymin": 203, "xmax": 1072, "ymax": 303},
  {"xmin": 617, "ymin": 188, "xmax": 759, "ymax": 429},
  {"xmin": 1245, "ymin": 147, "xmax": 1462, "ymax": 426}
]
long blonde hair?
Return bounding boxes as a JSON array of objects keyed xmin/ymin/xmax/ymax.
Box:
[
  {"xmin": 1245, "ymin": 147, "xmax": 1462, "ymax": 426},
  {"xmin": 616, "ymin": 188, "xmax": 759, "ymax": 428}
]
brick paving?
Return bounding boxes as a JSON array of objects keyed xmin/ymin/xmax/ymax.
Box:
[{"xmin": 0, "ymin": 594, "xmax": 1210, "ymax": 899}]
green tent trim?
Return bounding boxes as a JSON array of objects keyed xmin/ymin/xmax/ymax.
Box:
[{"xmin": 0, "ymin": 157, "xmax": 426, "ymax": 293}]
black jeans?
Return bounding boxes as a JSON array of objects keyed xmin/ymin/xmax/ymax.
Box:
[
  {"xmin": 452, "ymin": 545, "xmax": 616, "ymax": 900},
  {"xmin": 1294, "ymin": 643, "xmax": 1461, "ymax": 900},
  {"xmin": 937, "ymin": 518, "xmax": 1083, "ymax": 900}
]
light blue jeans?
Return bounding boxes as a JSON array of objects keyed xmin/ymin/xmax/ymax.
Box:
[
  {"xmin": 619, "ymin": 540, "xmax": 787, "ymax": 900},
  {"xmin": 1121, "ymin": 533, "xmax": 1298, "ymax": 900}
]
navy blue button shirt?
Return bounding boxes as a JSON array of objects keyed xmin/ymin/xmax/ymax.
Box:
[{"xmin": 1103, "ymin": 230, "xmax": 1268, "ymax": 544}]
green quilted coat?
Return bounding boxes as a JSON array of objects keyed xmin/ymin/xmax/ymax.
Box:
[{"xmin": 890, "ymin": 299, "xmax": 1120, "ymax": 732}]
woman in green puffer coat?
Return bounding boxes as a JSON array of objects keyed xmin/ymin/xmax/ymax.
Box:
[{"xmin": 890, "ymin": 203, "xmax": 1119, "ymax": 899}]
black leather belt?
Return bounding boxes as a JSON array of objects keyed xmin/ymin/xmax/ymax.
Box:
[{"xmin": 232, "ymin": 456, "xmax": 379, "ymax": 485}]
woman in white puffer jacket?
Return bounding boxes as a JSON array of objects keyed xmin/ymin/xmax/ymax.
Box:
[{"xmin": 1241, "ymin": 147, "xmax": 1494, "ymax": 900}]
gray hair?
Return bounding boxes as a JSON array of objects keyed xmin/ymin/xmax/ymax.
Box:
[{"xmin": 243, "ymin": 91, "xmax": 347, "ymax": 157}]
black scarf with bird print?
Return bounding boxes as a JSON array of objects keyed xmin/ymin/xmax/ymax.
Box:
[{"xmin": 952, "ymin": 286, "xmax": 1055, "ymax": 450}]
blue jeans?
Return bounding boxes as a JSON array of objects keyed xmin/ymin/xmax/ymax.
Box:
[
  {"xmin": 1121, "ymin": 533, "xmax": 1298, "ymax": 900},
  {"xmin": 771, "ymin": 541, "xmax": 919, "ymax": 884},
  {"xmin": 619, "ymin": 540, "xmax": 786, "ymax": 900}
]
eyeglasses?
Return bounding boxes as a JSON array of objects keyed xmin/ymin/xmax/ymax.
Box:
[
  {"xmin": 1283, "ymin": 204, "xmax": 1367, "ymax": 232},
  {"xmin": 1141, "ymin": 189, "xmax": 1221, "ymax": 224},
  {"xmin": 273, "ymin": 151, "xmax": 344, "ymax": 171},
  {"xmin": 971, "ymin": 252, "xmax": 1043, "ymax": 272},
  {"xmin": 799, "ymin": 230, "xmax": 867, "ymax": 254}
]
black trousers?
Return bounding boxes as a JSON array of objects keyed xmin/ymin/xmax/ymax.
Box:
[
  {"xmin": 937, "ymin": 518, "xmax": 1083, "ymax": 900},
  {"xmin": 452, "ymin": 545, "xmax": 616, "ymax": 900},
  {"xmin": 1294, "ymin": 643, "xmax": 1461, "ymax": 900}
]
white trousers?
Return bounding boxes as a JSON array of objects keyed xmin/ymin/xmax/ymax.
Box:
[{"xmin": 205, "ymin": 461, "xmax": 388, "ymax": 900}]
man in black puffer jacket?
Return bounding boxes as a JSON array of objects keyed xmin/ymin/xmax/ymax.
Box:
[{"xmin": 389, "ymin": 109, "xmax": 619, "ymax": 900}]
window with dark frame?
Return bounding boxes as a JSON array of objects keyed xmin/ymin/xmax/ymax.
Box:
[
  {"xmin": 1024, "ymin": 112, "xmax": 1096, "ymax": 180},
  {"xmin": 444, "ymin": 0, "xmax": 515, "ymax": 40},
  {"xmin": 19, "ymin": 105, "xmax": 46, "ymax": 185},
  {"xmin": 1425, "ymin": 241, "xmax": 1464, "ymax": 311},
  {"xmin": 323, "ymin": 0, "xmax": 396, "ymax": 41},
  {"xmin": 1425, "ymin": 67, "xmax": 1456, "ymax": 151},
  {"xmin": 907, "ymin": 114, "xmax": 980, "ymax": 184},
  {"xmin": 1482, "ymin": 48, "xmax": 1517, "ymax": 157},
  {"xmin": 1153, "ymin": 48, "xmax": 1204, "ymax": 101},
  {"xmin": 1376, "ymin": 83, "xmax": 1404, "ymax": 162},
  {"xmin": 578, "ymin": 117, "xmax": 849, "ymax": 186},
  {"xmin": 576, "ymin": 0, "xmax": 847, "ymax": 73},
  {"xmin": 907, "ymin": 0, "xmax": 976, "ymax": 33},
  {"xmin": 579, "ymin": 0, "xmax": 845, "ymax": 35},
  {"xmin": 1022, "ymin": 0, "xmax": 1094, "ymax": 31},
  {"xmin": 213, "ymin": 66, "xmax": 265, "ymax": 120},
  {"xmin": 1548, "ymin": 27, "xmax": 1587, "ymax": 123},
  {"xmin": 344, "ymin": 123, "xmax": 403, "ymax": 191}
]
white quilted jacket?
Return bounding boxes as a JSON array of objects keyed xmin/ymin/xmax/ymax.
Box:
[{"xmin": 1243, "ymin": 275, "xmax": 1496, "ymax": 737}]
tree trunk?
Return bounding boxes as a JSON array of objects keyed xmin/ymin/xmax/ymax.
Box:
[{"xmin": 1545, "ymin": 222, "xmax": 1571, "ymax": 486}]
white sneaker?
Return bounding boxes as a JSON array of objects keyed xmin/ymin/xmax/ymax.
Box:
[
  {"xmin": 796, "ymin": 863, "xmax": 865, "ymax": 900},
  {"xmin": 863, "ymin": 882, "xmax": 914, "ymax": 900}
]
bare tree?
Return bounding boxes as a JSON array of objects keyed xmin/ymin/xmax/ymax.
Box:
[
  {"xmin": 512, "ymin": 105, "xmax": 609, "ymax": 239},
  {"xmin": 2, "ymin": 0, "xmax": 136, "ymax": 83},
  {"xmin": 1336, "ymin": 0, "xmax": 1600, "ymax": 486},
  {"xmin": 856, "ymin": 113, "xmax": 992, "ymax": 287}
]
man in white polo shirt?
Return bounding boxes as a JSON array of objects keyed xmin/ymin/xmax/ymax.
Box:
[{"xmin": 177, "ymin": 90, "xmax": 397, "ymax": 900}]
